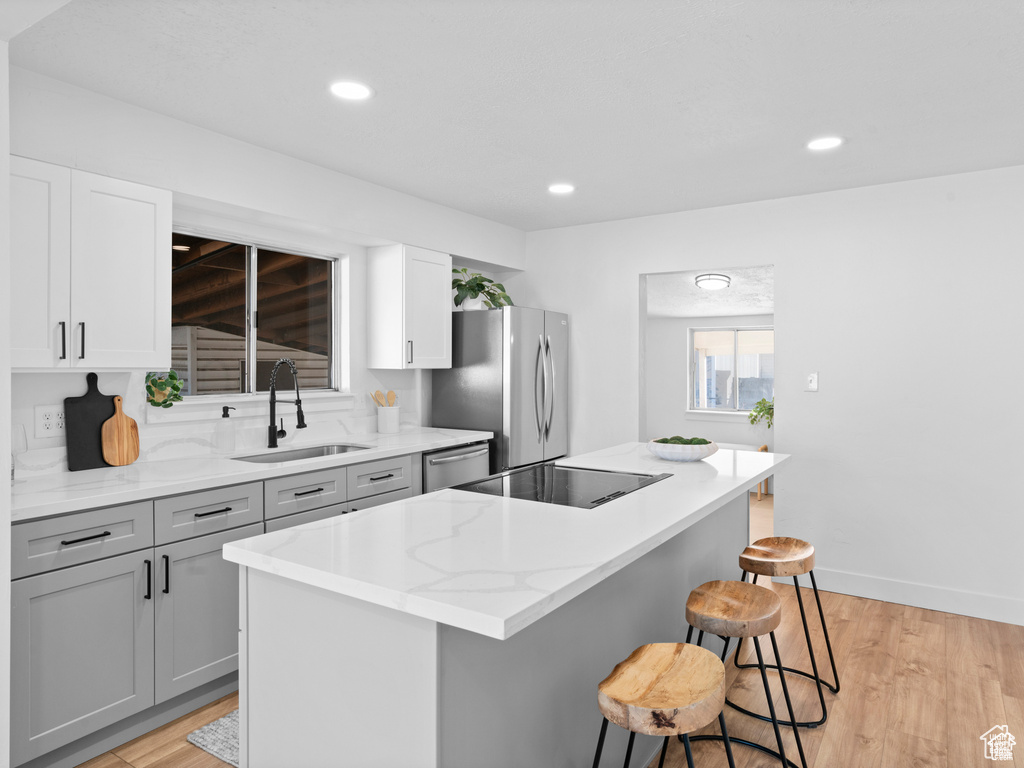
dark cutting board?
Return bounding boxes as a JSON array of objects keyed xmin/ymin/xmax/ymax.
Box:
[{"xmin": 64, "ymin": 373, "xmax": 116, "ymax": 471}]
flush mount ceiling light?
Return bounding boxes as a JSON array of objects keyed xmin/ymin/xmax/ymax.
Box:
[
  {"xmin": 330, "ymin": 81, "xmax": 374, "ymax": 100},
  {"xmin": 548, "ymin": 183, "xmax": 575, "ymax": 195},
  {"xmin": 694, "ymin": 273, "xmax": 731, "ymax": 290},
  {"xmin": 171, "ymin": 245, "xmax": 190, "ymax": 251},
  {"xmin": 807, "ymin": 136, "xmax": 844, "ymax": 151}
]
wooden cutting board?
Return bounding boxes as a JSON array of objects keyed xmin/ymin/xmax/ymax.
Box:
[
  {"xmin": 64, "ymin": 372, "xmax": 116, "ymax": 471},
  {"xmin": 101, "ymin": 396, "xmax": 140, "ymax": 466}
]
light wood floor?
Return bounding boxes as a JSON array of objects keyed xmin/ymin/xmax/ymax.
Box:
[
  {"xmin": 644, "ymin": 538, "xmax": 1024, "ymax": 767},
  {"xmin": 76, "ymin": 693, "xmax": 238, "ymax": 768},
  {"xmin": 78, "ymin": 492, "xmax": 1023, "ymax": 768}
]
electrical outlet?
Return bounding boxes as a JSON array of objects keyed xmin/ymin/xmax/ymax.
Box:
[
  {"xmin": 806, "ymin": 372, "xmax": 819, "ymax": 392},
  {"xmin": 34, "ymin": 405, "xmax": 66, "ymax": 438}
]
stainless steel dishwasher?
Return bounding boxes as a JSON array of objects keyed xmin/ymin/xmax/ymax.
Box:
[{"xmin": 422, "ymin": 443, "xmax": 491, "ymax": 492}]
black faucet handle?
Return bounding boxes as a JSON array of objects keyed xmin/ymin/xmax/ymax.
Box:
[{"xmin": 277, "ymin": 418, "xmax": 287, "ymax": 439}]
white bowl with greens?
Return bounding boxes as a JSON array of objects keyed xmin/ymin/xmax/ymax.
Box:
[{"xmin": 647, "ymin": 437, "xmax": 718, "ymax": 462}]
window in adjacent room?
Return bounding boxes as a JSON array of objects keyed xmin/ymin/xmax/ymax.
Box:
[
  {"xmin": 691, "ymin": 328, "xmax": 774, "ymax": 412},
  {"xmin": 170, "ymin": 233, "xmax": 334, "ymax": 395}
]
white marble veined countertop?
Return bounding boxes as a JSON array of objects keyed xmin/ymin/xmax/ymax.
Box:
[
  {"xmin": 223, "ymin": 442, "xmax": 790, "ymax": 640},
  {"xmin": 10, "ymin": 427, "xmax": 492, "ymax": 521}
]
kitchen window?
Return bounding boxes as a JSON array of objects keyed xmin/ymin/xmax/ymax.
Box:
[
  {"xmin": 691, "ymin": 328, "xmax": 774, "ymax": 412},
  {"xmin": 170, "ymin": 233, "xmax": 334, "ymax": 395}
]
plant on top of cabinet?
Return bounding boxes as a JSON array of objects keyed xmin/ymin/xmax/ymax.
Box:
[
  {"xmin": 748, "ymin": 397, "xmax": 774, "ymax": 428},
  {"xmin": 146, "ymin": 370, "xmax": 184, "ymax": 407},
  {"xmin": 451, "ymin": 268, "xmax": 514, "ymax": 309}
]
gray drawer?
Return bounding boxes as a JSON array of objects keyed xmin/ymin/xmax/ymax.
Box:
[
  {"xmin": 12, "ymin": 501, "xmax": 154, "ymax": 579},
  {"xmin": 264, "ymin": 467, "xmax": 347, "ymax": 520},
  {"xmin": 264, "ymin": 503, "xmax": 348, "ymax": 533},
  {"xmin": 154, "ymin": 482, "xmax": 263, "ymax": 545},
  {"xmin": 348, "ymin": 486, "xmax": 413, "ymax": 513},
  {"xmin": 347, "ymin": 455, "xmax": 412, "ymax": 501}
]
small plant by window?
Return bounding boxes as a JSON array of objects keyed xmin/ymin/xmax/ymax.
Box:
[
  {"xmin": 146, "ymin": 370, "xmax": 184, "ymax": 408},
  {"xmin": 748, "ymin": 397, "xmax": 774, "ymax": 428}
]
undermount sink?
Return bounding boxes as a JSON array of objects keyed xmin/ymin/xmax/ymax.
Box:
[{"xmin": 233, "ymin": 444, "xmax": 371, "ymax": 463}]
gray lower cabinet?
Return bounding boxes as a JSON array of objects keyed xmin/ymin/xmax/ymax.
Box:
[
  {"xmin": 11, "ymin": 550, "xmax": 155, "ymax": 766},
  {"xmin": 154, "ymin": 523, "xmax": 262, "ymax": 703}
]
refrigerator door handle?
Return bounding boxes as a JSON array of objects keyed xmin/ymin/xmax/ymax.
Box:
[
  {"xmin": 534, "ymin": 334, "xmax": 545, "ymax": 442},
  {"xmin": 544, "ymin": 336, "xmax": 555, "ymax": 439}
]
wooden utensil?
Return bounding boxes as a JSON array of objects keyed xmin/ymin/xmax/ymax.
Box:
[
  {"xmin": 373, "ymin": 390, "xmax": 387, "ymax": 407},
  {"xmin": 64, "ymin": 372, "xmax": 117, "ymax": 471},
  {"xmin": 101, "ymin": 396, "xmax": 140, "ymax": 466},
  {"xmin": 386, "ymin": 391, "xmax": 397, "ymax": 407}
]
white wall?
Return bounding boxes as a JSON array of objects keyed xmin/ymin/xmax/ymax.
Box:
[
  {"xmin": 1, "ymin": 39, "xmax": 12, "ymax": 763},
  {"xmin": 644, "ymin": 314, "xmax": 774, "ymax": 446},
  {"xmin": 514, "ymin": 166, "xmax": 1024, "ymax": 625}
]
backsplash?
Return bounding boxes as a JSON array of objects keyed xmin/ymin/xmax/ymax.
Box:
[{"xmin": 11, "ymin": 369, "xmax": 428, "ymax": 476}]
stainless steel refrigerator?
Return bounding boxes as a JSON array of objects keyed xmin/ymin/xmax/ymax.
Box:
[{"xmin": 432, "ymin": 306, "xmax": 568, "ymax": 474}]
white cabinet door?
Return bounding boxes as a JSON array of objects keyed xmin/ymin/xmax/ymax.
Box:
[
  {"xmin": 70, "ymin": 171, "xmax": 172, "ymax": 369},
  {"xmin": 404, "ymin": 245, "xmax": 452, "ymax": 369},
  {"xmin": 367, "ymin": 244, "xmax": 451, "ymax": 369},
  {"xmin": 9, "ymin": 157, "xmax": 72, "ymax": 368}
]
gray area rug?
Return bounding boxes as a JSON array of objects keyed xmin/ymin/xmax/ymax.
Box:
[{"xmin": 187, "ymin": 708, "xmax": 239, "ymax": 767}]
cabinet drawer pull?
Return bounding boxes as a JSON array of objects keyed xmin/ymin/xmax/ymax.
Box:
[
  {"xmin": 194, "ymin": 506, "xmax": 232, "ymax": 518},
  {"xmin": 144, "ymin": 559, "xmax": 152, "ymax": 600},
  {"xmin": 407, "ymin": 340, "xmax": 413, "ymax": 364},
  {"xmin": 369, "ymin": 473, "xmax": 394, "ymax": 482},
  {"xmin": 294, "ymin": 487, "xmax": 325, "ymax": 497},
  {"xmin": 79, "ymin": 321, "xmax": 86, "ymax": 359},
  {"xmin": 59, "ymin": 321, "xmax": 67, "ymax": 360},
  {"xmin": 163, "ymin": 555, "xmax": 170, "ymax": 594},
  {"xmin": 60, "ymin": 530, "xmax": 111, "ymax": 546}
]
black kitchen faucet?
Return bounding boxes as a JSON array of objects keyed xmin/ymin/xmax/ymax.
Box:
[{"xmin": 268, "ymin": 358, "xmax": 307, "ymax": 448}]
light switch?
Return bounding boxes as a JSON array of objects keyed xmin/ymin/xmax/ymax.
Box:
[{"xmin": 806, "ymin": 372, "xmax": 819, "ymax": 392}]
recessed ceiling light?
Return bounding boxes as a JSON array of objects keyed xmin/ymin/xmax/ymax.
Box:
[
  {"xmin": 548, "ymin": 183, "xmax": 575, "ymax": 195},
  {"xmin": 330, "ymin": 81, "xmax": 374, "ymax": 100},
  {"xmin": 171, "ymin": 245, "xmax": 190, "ymax": 251},
  {"xmin": 807, "ymin": 136, "xmax": 844, "ymax": 151},
  {"xmin": 695, "ymin": 273, "xmax": 731, "ymax": 290}
]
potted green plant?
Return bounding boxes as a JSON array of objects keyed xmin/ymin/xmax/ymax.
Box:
[
  {"xmin": 748, "ymin": 397, "xmax": 773, "ymax": 428},
  {"xmin": 451, "ymin": 268, "xmax": 514, "ymax": 309},
  {"xmin": 146, "ymin": 370, "xmax": 185, "ymax": 408}
]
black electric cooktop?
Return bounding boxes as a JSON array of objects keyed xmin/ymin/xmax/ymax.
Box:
[{"xmin": 453, "ymin": 462, "xmax": 671, "ymax": 509}]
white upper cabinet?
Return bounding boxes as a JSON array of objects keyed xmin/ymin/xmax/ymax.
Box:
[
  {"xmin": 10, "ymin": 156, "xmax": 172, "ymax": 370},
  {"xmin": 366, "ymin": 244, "xmax": 452, "ymax": 369}
]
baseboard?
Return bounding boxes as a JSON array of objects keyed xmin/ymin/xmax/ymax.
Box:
[
  {"xmin": 815, "ymin": 567, "xmax": 1024, "ymax": 626},
  {"xmin": 16, "ymin": 674, "xmax": 238, "ymax": 768}
]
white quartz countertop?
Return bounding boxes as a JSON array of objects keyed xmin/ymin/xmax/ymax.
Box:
[
  {"xmin": 224, "ymin": 442, "xmax": 789, "ymax": 640},
  {"xmin": 10, "ymin": 427, "xmax": 492, "ymax": 521}
]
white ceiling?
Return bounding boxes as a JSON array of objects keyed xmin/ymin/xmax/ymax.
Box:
[
  {"xmin": 10, "ymin": 1, "xmax": 1024, "ymax": 231},
  {"xmin": 646, "ymin": 266, "xmax": 774, "ymax": 318}
]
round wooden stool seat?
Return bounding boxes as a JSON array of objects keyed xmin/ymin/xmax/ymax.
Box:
[
  {"xmin": 739, "ymin": 537, "xmax": 815, "ymax": 578},
  {"xmin": 686, "ymin": 580, "xmax": 781, "ymax": 638},
  {"xmin": 597, "ymin": 643, "xmax": 726, "ymax": 737}
]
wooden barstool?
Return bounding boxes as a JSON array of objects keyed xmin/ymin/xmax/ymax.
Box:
[
  {"xmin": 593, "ymin": 643, "xmax": 737, "ymax": 768},
  {"xmin": 732, "ymin": 537, "xmax": 841, "ymax": 728},
  {"xmin": 685, "ymin": 580, "xmax": 807, "ymax": 768}
]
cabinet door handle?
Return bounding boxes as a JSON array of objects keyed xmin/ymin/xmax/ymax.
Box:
[
  {"xmin": 60, "ymin": 530, "xmax": 111, "ymax": 546},
  {"xmin": 162, "ymin": 555, "xmax": 170, "ymax": 594},
  {"xmin": 294, "ymin": 487, "xmax": 324, "ymax": 497},
  {"xmin": 78, "ymin": 322, "xmax": 86, "ymax": 359},
  {"xmin": 194, "ymin": 506, "xmax": 232, "ymax": 518},
  {"xmin": 369, "ymin": 473, "xmax": 394, "ymax": 481},
  {"xmin": 59, "ymin": 321, "xmax": 67, "ymax": 360},
  {"xmin": 144, "ymin": 559, "xmax": 152, "ymax": 600},
  {"xmin": 407, "ymin": 340, "xmax": 413, "ymax": 364}
]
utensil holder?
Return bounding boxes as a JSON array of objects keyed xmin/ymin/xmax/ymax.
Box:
[{"xmin": 377, "ymin": 406, "xmax": 400, "ymax": 434}]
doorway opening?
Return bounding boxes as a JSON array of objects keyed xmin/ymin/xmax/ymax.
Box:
[{"xmin": 639, "ymin": 265, "xmax": 775, "ymax": 542}]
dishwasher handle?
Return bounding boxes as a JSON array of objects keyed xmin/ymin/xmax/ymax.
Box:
[{"xmin": 427, "ymin": 447, "xmax": 489, "ymax": 465}]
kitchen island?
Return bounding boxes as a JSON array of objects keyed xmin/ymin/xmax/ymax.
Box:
[{"xmin": 224, "ymin": 442, "xmax": 789, "ymax": 768}]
